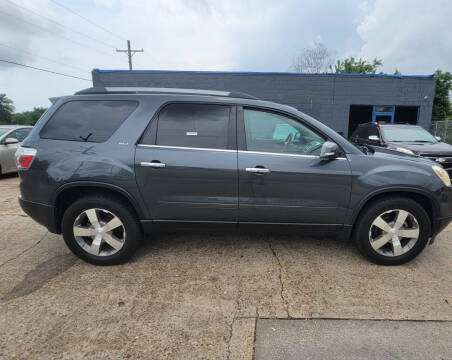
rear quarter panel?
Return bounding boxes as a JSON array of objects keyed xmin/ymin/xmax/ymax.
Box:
[{"xmin": 19, "ymin": 95, "xmax": 164, "ymax": 219}]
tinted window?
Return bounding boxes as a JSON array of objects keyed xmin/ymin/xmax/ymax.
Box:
[
  {"xmin": 40, "ymin": 100, "xmax": 137, "ymax": 142},
  {"xmin": 244, "ymin": 109, "xmax": 325, "ymax": 156},
  {"xmin": 356, "ymin": 125, "xmax": 379, "ymax": 140},
  {"xmin": 9, "ymin": 128, "xmax": 31, "ymax": 142},
  {"xmin": 153, "ymin": 103, "xmax": 231, "ymax": 149}
]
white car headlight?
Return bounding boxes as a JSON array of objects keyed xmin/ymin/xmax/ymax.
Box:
[
  {"xmin": 432, "ymin": 165, "xmax": 451, "ymax": 186},
  {"xmin": 393, "ymin": 146, "xmax": 415, "ymax": 155}
]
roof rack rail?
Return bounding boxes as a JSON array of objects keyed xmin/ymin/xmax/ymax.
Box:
[{"xmin": 75, "ymin": 86, "xmax": 259, "ymax": 100}]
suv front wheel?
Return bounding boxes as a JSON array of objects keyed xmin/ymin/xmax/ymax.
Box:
[
  {"xmin": 354, "ymin": 197, "xmax": 431, "ymax": 265},
  {"xmin": 62, "ymin": 195, "xmax": 142, "ymax": 265}
]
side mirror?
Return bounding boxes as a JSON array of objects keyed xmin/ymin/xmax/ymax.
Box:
[
  {"xmin": 368, "ymin": 135, "xmax": 380, "ymax": 141},
  {"xmin": 320, "ymin": 141, "xmax": 339, "ymax": 160},
  {"xmin": 435, "ymin": 136, "xmax": 441, "ymax": 141},
  {"xmin": 4, "ymin": 137, "xmax": 19, "ymax": 145}
]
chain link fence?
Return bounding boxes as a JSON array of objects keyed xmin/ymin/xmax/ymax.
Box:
[{"xmin": 431, "ymin": 120, "xmax": 452, "ymax": 144}]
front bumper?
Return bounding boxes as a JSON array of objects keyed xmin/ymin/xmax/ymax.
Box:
[
  {"xmin": 430, "ymin": 185, "xmax": 452, "ymax": 243},
  {"xmin": 430, "ymin": 215, "xmax": 452, "ymax": 244},
  {"xmin": 19, "ymin": 196, "xmax": 59, "ymax": 234}
]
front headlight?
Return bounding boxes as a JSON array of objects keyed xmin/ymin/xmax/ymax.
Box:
[
  {"xmin": 393, "ymin": 146, "xmax": 415, "ymax": 155},
  {"xmin": 432, "ymin": 165, "xmax": 451, "ymax": 186}
]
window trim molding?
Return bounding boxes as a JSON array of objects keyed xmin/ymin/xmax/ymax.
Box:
[
  {"xmin": 239, "ymin": 150, "xmax": 347, "ymax": 160},
  {"xmin": 136, "ymin": 144, "xmax": 347, "ymax": 160},
  {"xmin": 136, "ymin": 144, "xmax": 237, "ymax": 153}
]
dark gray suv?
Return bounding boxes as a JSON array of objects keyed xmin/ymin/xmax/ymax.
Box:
[{"xmin": 16, "ymin": 87, "xmax": 452, "ymax": 266}]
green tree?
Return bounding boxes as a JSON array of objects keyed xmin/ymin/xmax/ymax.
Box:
[
  {"xmin": 0, "ymin": 94, "xmax": 15, "ymax": 125},
  {"xmin": 334, "ymin": 57, "xmax": 383, "ymax": 74},
  {"xmin": 432, "ymin": 69, "xmax": 452, "ymax": 121},
  {"xmin": 13, "ymin": 107, "xmax": 47, "ymax": 126}
]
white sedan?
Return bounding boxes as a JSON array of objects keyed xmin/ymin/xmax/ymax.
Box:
[{"xmin": 0, "ymin": 125, "xmax": 33, "ymax": 175}]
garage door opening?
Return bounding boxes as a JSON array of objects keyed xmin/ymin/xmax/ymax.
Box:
[
  {"xmin": 348, "ymin": 105, "xmax": 373, "ymax": 137},
  {"xmin": 348, "ymin": 105, "xmax": 419, "ymax": 136},
  {"xmin": 394, "ymin": 106, "xmax": 418, "ymax": 124}
]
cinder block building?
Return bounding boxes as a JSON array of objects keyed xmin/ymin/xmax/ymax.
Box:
[{"xmin": 92, "ymin": 69, "xmax": 435, "ymax": 136}]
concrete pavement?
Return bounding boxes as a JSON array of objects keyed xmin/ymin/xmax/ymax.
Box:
[
  {"xmin": 255, "ymin": 319, "xmax": 452, "ymax": 360},
  {"xmin": 0, "ymin": 175, "xmax": 451, "ymax": 359}
]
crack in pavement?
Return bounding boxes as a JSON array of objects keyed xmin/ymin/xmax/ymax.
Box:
[
  {"xmin": 269, "ymin": 241, "xmax": 290, "ymax": 318},
  {"xmin": 226, "ymin": 240, "xmax": 290, "ymax": 359},
  {"xmin": 227, "ymin": 314, "xmax": 237, "ymax": 360},
  {"xmin": 0, "ymin": 231, "xmax": 48, "ymax": 269},
  {"xmin": 227, "ymin": 280, "xmax": 242, "ymax": 360}
]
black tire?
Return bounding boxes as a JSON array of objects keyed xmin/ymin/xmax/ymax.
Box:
[
  {"xmin": 354, "ymin": 196, "xmax": 431, "ymax": 265},
  {"xmin": 62, "ymin": 195, "xmax": 142, "ymax": 265}
]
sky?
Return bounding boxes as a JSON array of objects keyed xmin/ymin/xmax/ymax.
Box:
[{"xmin": 0, "ymin": 0, "xmax": 451, "ymax": 112}]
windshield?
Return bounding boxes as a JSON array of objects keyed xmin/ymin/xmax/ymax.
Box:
[
  {"xmin": 0, "ymin": 128, "xmax": 10, "ymax": 137},
  {"xmin": 381, "ymin": 126, "xmax": 438, "ymax": 143}
]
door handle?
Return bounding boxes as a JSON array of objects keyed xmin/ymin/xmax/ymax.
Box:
[
  {"xmin": 141, "ymin": 161, "xmax": 166, "ymax": 168},
  {"xmin": 246, "ymin": 167, "xmax": 270, "ymax": 174}
]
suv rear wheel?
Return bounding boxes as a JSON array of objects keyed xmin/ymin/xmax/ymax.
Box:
[
  {"xmin": 354, "ymin": 197, "xmax": 431, "ymax": 265},
  {"xmin": 62, "ymin": 196, "xmax": 142, "ymax": 265}
]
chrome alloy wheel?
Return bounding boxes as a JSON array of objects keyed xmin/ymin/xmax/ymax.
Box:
[
  {"xmin": 369, "ymin": 209, "xmax": 420, "ymax": 257},
  {"xmin": 73, "ymin": 208, "xmax": 126, "ymax": 256}
]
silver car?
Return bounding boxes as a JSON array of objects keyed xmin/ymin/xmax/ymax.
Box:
[{"xmin": 0, "ymin": 125, "xmax": 33, "ymax": 175}]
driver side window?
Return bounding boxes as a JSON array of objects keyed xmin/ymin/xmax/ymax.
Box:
[
  {"xmin": 244, "ymin": 109, "xmax": 326, "ymax": 156},
  {"xmin": 9, "ymin": 128, "xmax": 31, "ymax": 142}
]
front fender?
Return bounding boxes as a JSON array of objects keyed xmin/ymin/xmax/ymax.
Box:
[{"xmin": 345, "ymin": 154, "xmax": 443, "ymax": 226}]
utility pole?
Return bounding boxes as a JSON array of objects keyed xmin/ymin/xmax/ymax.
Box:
[{"xmin": 116, "ymin": 40, "xmax": 144, "ymax": 70}]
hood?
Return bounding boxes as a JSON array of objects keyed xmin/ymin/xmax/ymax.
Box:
[
  {"xmin": 387, "ymin": 141, "xmax": 452, "ymax": 155},
  {"xmin": 367, "ymin": 145, "xmax": 437, "ymax": 166}
]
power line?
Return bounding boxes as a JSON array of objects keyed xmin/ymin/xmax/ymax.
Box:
[
  {"xmin": 49, "ymin": 0, "xmax": 126, "ymax": 41},
  {"xmin": 0, "ymin": 59, "xmax": 91, "ymax": 81},
  {"xmin": 3, "ymin": 0, "xmax": 118, "ymax": 49},
  {"xmin": 0, "ymin": 8, "xmax": 116, "ymax": 59},
  {"xmin": 0, "ymin": 42, "xmax": 86, "ymax": 72}
]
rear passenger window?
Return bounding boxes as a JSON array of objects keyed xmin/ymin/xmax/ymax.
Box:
[
  {"xmin": 151, "ymin": 103, "xmax": 231, "ymax": 149},
  {"xmin": 40, "ymin": 100, "xmax": 137, "ymax": 142}
]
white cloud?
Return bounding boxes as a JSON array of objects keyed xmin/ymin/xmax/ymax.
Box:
[
  {"xmin": 115, "ymin": 0, "xmax": 365, "ymax": 72},
  {"xmin": 0, "ymin": 0, "xmax": 55, "ymax": 66},
  {"xmin": 116, "ymin": 0, "xmax": 240, "ymax": 70},
  {"xmin": 356, "ymin": 0, "xmax": 452, "ymax": 74},
  {"xmin": 1, "ymin": 0, "xmax": 450, "ymax": 112},
  {"xmin": 0, "ymin": 0, "xmax": 123, "ymax": 111}
]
